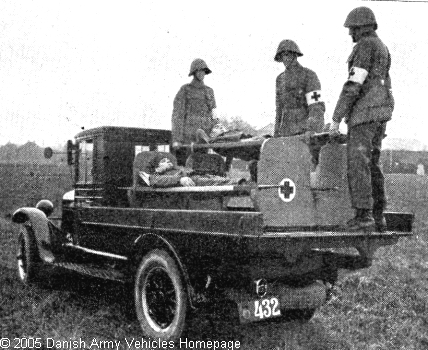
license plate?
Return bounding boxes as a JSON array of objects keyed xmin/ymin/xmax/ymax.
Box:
[{"xmin": 238, "ymin": 296, "xmax": 282, "ymax": 323}]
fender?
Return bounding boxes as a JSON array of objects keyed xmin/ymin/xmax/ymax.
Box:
[
  {"xmin": 132, "ymin": 233, "xmax": 196, "ymax": 309},
  {"xmin": 12, "ymin": 207, "xmax": 56, "ymax": 263}
]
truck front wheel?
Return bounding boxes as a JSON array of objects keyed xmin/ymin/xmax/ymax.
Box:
[
  {"xmin": 134, "ymin": 249, "xmax": 188, "ymax": 342},
  {"xmin": 17, "ymin": 227, "xmax": 40, "ymax": 284}
]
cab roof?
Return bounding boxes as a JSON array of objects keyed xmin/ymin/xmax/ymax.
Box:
[{"xmin": 75, "ymin": 126, "xmax": 171, "ymax": 144}]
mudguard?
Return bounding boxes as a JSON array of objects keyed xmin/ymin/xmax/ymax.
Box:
[
  {"xmin": 132, "ymin": 233, "xmax": 196, "ymax": 308},
  {"xmin": 12, "ymin": 207, "xmax": 56, "ymax": 263}
]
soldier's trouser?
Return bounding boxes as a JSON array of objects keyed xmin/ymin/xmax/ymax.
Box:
[
  {"xmin": 174, "ymin": 147, "xmax": 191, "ymax": 167},
  {"xmin": 347, "ymin": 121, "xmax": 387, "ymax": 211}
]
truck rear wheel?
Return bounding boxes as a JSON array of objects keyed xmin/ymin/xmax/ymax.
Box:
[
  {"xmin": 134, "ymin": 249, "xmax": 188, "ymax": 342},
  {"xmin": 17, "ymin": 227, "xmax": 41, "ymax": 284}
]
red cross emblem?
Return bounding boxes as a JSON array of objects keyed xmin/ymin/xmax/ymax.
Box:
[
  {"xmin": 278, "ymin": 178, "xmax": 296, "ymax": 202},
  {"xmin": 311, "ymin": 91, "xmax": 321, "ymax": 102}
]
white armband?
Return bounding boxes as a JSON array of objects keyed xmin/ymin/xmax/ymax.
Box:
[
  {"xmin": 211, "ymin": 108, "xmax": 218, "ymax": 120},
  {"xmin": 348, "ymin": 66, "xmax": 368, "ymax": 84},
  {"xmin": 305, "ymin": 90, "xmax": 323, "ymax": 105}
]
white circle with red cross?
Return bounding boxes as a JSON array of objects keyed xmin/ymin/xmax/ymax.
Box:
[{"xmin": 278, "ymin": 178, "xmax": 296, "ymax": 202}]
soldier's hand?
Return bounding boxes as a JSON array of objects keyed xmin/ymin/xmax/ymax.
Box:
[
  {"xmin": 329, "ymin": 121, "xmax": 341, "ymax": 138},
  {"xmin": 180, "ymin": 176, "xmax": 195, "ymax": 187}
]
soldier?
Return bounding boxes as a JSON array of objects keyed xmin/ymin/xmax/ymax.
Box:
[
  {"xmin": 274, "ymin": 40, "xmax": 325, "ymax": 166},
  {"xmin": 274, "ymin": 40, "xmax": 325, "ymax": 139},
  {"xmin": 329, "ymin": 7, "xmax": 394, "ymax": 232},
  {"xmin": 171, "ymin": 58, "xmax": 217, "ymax": 165},
  {"xmin": 138, "ymin": 156, "xmax": 241, "ymax": 188}
]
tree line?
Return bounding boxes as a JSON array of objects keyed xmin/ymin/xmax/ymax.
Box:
[{"xmin": 0, "ymin": 141, "xmax": 65, "ymax": 164}]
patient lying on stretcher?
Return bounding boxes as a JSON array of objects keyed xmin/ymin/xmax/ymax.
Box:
[{"xmin": 139, "ymin": 157, "xmax": 243, "ymax": 188}]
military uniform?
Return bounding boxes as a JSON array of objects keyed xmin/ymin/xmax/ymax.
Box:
[
  {"xmin": 139, "ymin": 160, "xmax": 238, "ymax": 188},
  {"xmin": 171, "ymin": 79, "xmax": 217, "ymax": 144},
  {"xmin": 172, "ymin": 59, "xmax": 216, "ymax": 165},
  {"xmin": 275, "ymin": 60, "xmax": 325, "ymax": 137},
  {"xmin": 332, "ymin": 26, "xmax": 394, "ymax": 218}
]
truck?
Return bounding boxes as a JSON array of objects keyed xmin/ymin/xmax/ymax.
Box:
[{"xmin": 12, "ymin": 126, "xmax": 413, "ymax": 341}]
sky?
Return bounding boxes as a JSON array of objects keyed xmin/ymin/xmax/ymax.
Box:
[{"xmin": 0, "ymin": 0, "xmax": 427, "ymax": 147}]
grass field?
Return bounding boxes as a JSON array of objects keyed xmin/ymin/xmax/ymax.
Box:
[
  {"xmin": 0, "ymin": 163, "xmax": 72, "ymax": 217},
  {"xmin": 1, "ymin": 174, "xmax": 428, "ymax": 349}
]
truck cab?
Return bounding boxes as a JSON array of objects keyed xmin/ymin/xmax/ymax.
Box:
[{"xmin": 72, "ymin": 126, "xmax": 171, "ymax": 206}]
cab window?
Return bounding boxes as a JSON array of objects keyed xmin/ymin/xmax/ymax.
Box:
[
  {"xmin": 135, "ymin": 144, "xmax": 170, "ymax": 155},
  {"xmin": 78, "ymin": 140, "xmax": 94, "ymax": 183}
]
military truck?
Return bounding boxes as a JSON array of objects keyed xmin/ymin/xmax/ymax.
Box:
[{"xmin": 12, "ymin": 126, "xmax": 413, "ymax": 341}]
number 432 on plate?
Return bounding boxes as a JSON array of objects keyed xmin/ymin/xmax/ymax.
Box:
[{"xmin": 254, "ymin": 297, "xmax": 281, "ymax": 319}]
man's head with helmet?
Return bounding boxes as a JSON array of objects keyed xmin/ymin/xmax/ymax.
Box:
[
  {"xmin": 188, "ymin": 58, "xmax": 212, "ymax": 81},
  {"xmin": 344, "ymin": 6, "xmax": 378, "ymax": 43},
  {"xmin": 274, "ymin": 39, "xmax": 303, "ymax": 69}
]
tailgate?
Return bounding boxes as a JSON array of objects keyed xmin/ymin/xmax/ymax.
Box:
[{"xmin": 256, "ymin": 212, "xmax": 413, "ymax": 263}]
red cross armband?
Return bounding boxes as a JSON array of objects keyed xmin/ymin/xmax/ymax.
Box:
[
  {"xmin": 348, "ymin": 66, "xmax": 368, "ymax": 84},
  {"xmin": 305, "ymin": 90, "xmax": 323, "ymax": 105}
]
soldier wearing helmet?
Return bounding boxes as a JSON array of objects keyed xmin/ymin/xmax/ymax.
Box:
[
  {"xmin": 274, "ymin": 39, "xmax": 325, "ymax": 165},
  {"xmin": 171, "ymin": 58, "xmax": 217, "ymax": 165},
  {"xmin": 329, "ymin": 7, "xmax": 394, "ymax": 232}
]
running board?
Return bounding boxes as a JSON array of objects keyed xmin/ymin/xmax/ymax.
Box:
[
  {"xmin": 52, "ymin": 262, "xmax": 127, "ymax": 283},
  {"xmin": 63, "ymin": 243, "xmax": 128, "ymax": 261}
]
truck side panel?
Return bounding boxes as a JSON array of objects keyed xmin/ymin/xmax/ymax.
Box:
[
  {"xmin": 257, "ymin": 136, "xmax": 316, "ymax": 227},
  {"xmin": 257, "ymin": 136, "xmax": 355, "ymax": 228}
]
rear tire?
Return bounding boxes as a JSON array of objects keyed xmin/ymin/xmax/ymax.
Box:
[
  {"xmin": 134, "ymin": 249, "xmax": 188, "ymax": 342},
  {"xmin": 17, "ymin": 227, "xmax": 41, "ymax": 284}
]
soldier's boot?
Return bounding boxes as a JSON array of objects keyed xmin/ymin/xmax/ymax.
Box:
[
  {"xmin": 347, "ymin": 209, "xmax": 375, "ymax": 232},
  {"xmin": 373, "ymin": 210, "xmax": 387, "ymax": 233}
]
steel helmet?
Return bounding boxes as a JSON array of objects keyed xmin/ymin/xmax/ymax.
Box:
[
  {"xmin": 36, "ymin": 199, "xmax": 54, "ymax": 217},
  {"xmin": 344, "ymin": 7, "xmax": 377, "ymax": 29},
  {"xmin": 188, "ymin": 58, "xmax": 212, "ymax": 76},
  {"xmin": 274, "ymin": 40, "xmax": 303, "ymax": 62}
]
